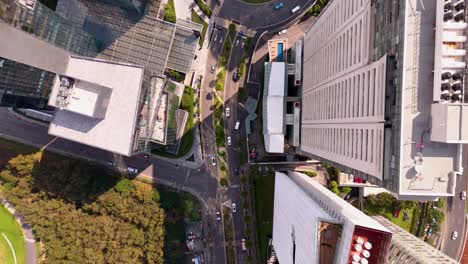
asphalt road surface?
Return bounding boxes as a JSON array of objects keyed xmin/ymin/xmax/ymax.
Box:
[
  {"xmin": 216, "ymin": 0, "xmax": 315, "ymax": 29},
  {"xmin": 442, "ymin": 146, "xmax": 468, "ymax": 261},
  {"xmin": 0, "ymin": 107, "xmax": 227, "ymax": 264},
  {"xmin": 223, "ymin": 32, "xmax": 252, "ymax": 264}
]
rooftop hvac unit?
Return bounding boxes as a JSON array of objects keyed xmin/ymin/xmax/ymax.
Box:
[
  {"xmin": 445, "ymin": 1, "xmax": 454, "ymax": 10},
  {"xmin": 452, "ymin": 82, "xmax": 462, "ymax": 92},
  {"xmin": 453, "ymin": 71, "xmax": 464, "ymax": 80},
  {"xmin": 441, "ymin": 93, "xmax": 451, "ymax": 101},
  {"xmin": 442, "ymin": 71, "xmax": 452, "ymax": 80},
  {"xmin": 454, "ymin": 11, "xmax": 465, "ymax": 22},
  {"xmin": 451, "ymin": 93, "xmax": 462, "ymax": 102},
  {"xmin": 455, "ymin": 0, "xmax": 465, "ymax": 11},
  {"xmin": 441, "ymin": 81, "xmax": 451, "ymax": 91},
  {"xmin": 445, "ymin": 10, "xmax": 454, "ymax": 21}
]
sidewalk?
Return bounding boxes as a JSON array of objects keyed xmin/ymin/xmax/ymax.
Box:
[{"xmin": 1, "ymin": 199, "xmax": 37, "ymax": 264}]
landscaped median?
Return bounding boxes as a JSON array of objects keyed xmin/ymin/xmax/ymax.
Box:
[
  {"xmin": 223, "ymin": 206, "xmax": 236, "ymax": 264},
  {"xmin": 213, "ymin": 24, "xmax": 237, "ymax": 187}
]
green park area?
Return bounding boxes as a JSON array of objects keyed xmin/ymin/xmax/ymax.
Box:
[
  {"xmin": 250, "ymin": 166, "xmax": 275, "ymax": 263},
  {"xmin": 0, "ymin": 204, "xmax": 25, "ymax": 264},
  {"xmin": 0, "ymin": 138, "xmax": 201, "ymax": 264}
]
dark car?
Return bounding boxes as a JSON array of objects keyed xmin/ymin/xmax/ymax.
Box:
[
  {"xmin": 274, "ymin": 2, "xmax": 284, "ymax": 10},
  {"xmin": 233, "ymin": 71, "xmax": 239, "ymax": 82}
]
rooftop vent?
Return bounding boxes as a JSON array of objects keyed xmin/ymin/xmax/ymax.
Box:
[
  {"xmin": 441, "ymin": 81, "xmax": 451, "ymax": 91},
  {"xmin": 454, "ymin": 11, "xmax": 465, "ymax": 22},
  {"xmin": 452, "ymin": 71, "xmax": 464, "ymax": 80},
  {"xmin": 451, "ymin": 93, "xmax": 462, "ymax": 102},
  {"xmin": 442, "ymin": 71, "xmax": 452, "ymax": 80},
  {"xmin": 445, "ymin": 10, "xmax": 454, "ymax": 21},
  {"xmin": 455, "ymin": 0, "xmax": 465, "ymax": 11}
]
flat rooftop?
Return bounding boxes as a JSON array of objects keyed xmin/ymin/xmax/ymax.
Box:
[
  {"xmin": 398, "ymin": 0, "xmax": 459, "ymax": 197},
  {"xmin": 48, "ymin": 56, "xmax": 144, "ymax": 156}
]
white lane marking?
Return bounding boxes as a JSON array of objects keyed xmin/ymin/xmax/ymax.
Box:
[{"xmin": 2, "ymin": 233, "xmax": 17, "ymax": 264}]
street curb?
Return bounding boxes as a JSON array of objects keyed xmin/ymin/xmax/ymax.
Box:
[
  {"xmin": 458, "ymin": 214, "xmax": 468, "ymax": 262},
  {"xmin": 8, "ymin": 108, "xmax": 49, "ymax": 128}
]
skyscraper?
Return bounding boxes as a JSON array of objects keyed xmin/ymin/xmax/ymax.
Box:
[
  {"xmin": 300, "ymin": 0, "xmax": 466, "ymax": 200},
  {"xmin": 272, "ymin": 171, "xmax": 393, "ymax": 263}
]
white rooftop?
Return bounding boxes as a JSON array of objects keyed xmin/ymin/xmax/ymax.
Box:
[
  {"xmin": 264, "ymin": 62, "xmax": 286, "ymax": 153},
  {"xmin": 398, "ymin": 0, "xmax": 460, "ymax": 198},
  {"xmin": 48, "ymin": 56, "xmax": 144, "ymax": 156}
]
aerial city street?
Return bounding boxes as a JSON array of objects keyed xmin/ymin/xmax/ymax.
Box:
[{"xmin": 0, "ymin": 0, "xmax": 467, "ymax": 263}]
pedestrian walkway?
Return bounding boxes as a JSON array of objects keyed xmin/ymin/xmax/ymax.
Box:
[
  {"xmin": 1, "ymin": 199, "xmax": 37, "ymax": 264},
  {"xmin": 173, "ymin": 0, "xmax": 192, "ymax": 21}
]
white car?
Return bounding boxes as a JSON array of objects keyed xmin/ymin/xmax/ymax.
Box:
[
  {"xmin": 210, "ymin": 65, "xmax": 216, "ymax": 73},
  {"xmin": 278, "ymin": 29, "xmax": 288, "ymax": 35},
  {"xmin": 127, "ymin": 167, "xmax": 138, "ymax": 174},
  {"xmin": 232, "ymin": 202, "xmax": 237, "ymax": 213},
  {"xmin": 452, "ymin": 231, "xmax": 458, "ymax": 240},
  {"xmin": 461, "ymin": 191, "xmax": 466, "ymax": 200},
  {"xmin": 216, "ymin": 211, "xmax": 221, "ymax": 221},
  {"xmin": 225, "ymin": 107, "xmax": 230, "ymax": 117},
  {"xmin": 227, "ymin": 136, "xmax": 232, "ymax": 146},
  {"xmin": 241, "ymin": 238, "xmax": 247, "ymax": 251},
  {"xmin": 211, "ymin": 156, "xmax": 216, "ymax": 166}
]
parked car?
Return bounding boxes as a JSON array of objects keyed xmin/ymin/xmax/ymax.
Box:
[
  {"xmin": 241, "ymin": 238, "xmax": 247, "ymax": 251},
  {"xmin": 127, "ymin": 167, "xmax": 138, "ymax": 174},
  {"xmin": 216, "ymin": 211, "xmax": 221, "ymax": 221},
  {"xmin": 452, "ymin": 231, "xmax": 458, "ymax": 240},
  {"xmin": 225, "ymin": 107, "xmax": 230, "ymax": 117},
  {"xmin": 461, "ymin": 191, "xmax": 466, "ymax": 200},
  {"xmin": 106, "ymin": 161, "xmax": 116, "ymax": 166},
  {"xmin": 143, "ymin": 154, "xmax": 149, "ymax": 159},
  {"xmin": 274, "ymin": 2, "xmax": 284, "ymax": 10},
  {"xmin": 227, "ymin": 136, "xmax": 232, "ymax": 146},
  {"xmin": 212, "ymin": 156, "xmax": 216, "ymax": 166},
  {"xmin": 232, "ymin": 202, "xmax": 237, "ymax": 213},
  {"xmin": 211, "ymin": 65, "xmax": 216, "ymax": 73},
  {"xmin": 278, "ymin": 29, "xmax": 288, "ymax": 35}
]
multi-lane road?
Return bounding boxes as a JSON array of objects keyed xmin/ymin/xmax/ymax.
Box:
[
  {"xmin": 0, "ymin": 107, "xmax": 227, "ymax": 264},
  {"xmin": 442, "ymin": 146, "xmax": 468, "ymax": 260}
]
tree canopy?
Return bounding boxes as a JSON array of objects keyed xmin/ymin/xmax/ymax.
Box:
[{"xmin": 1, "ymin": 152, "xmax": 166, "ymax": 263}]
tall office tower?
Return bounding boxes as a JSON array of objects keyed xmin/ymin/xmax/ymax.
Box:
[
  {"xmin": 300, "ymin": 0, "xmax": 467, "ymax": 200},
  {"xmin": 373, "ymin": 216, "xmax": 458, "ymax": 264},
  {"xmin": 272, "ymin": 171, "xmax": 392, "ymax": 264}
]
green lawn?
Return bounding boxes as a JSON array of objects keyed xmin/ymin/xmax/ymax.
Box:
[
  {"xmin": 364, "ymin": 203, "xmax": 413, "ymax": 232},
  {"xmin": 191, "ymin": 10, "xmax": 207, "ymax": 47},
  {"xmin": 251, "ymin": 168, "xmax": 275, "ymax": 263},
  {"xmin": 0, "ymin": 205, "xmax": 25, "ymax": 264}
]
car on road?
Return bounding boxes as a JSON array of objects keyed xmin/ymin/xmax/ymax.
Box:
[
  {"xmin": 216, "ymin": 211, "xmax": 221, "ymax": 221},
  {"xmin": 225, "ymin": 107, "xmax": 230, "ymax": 117},
  {"xmin": 278, "ymin": 29, "xmax": 288, "ymax": 35},
  {"xmin": 143, "ymin": 154, "xmax": 149, "ymax": 159},
  {"xmin": 274, "ymin": 2, "xmax": 284, "ymax": 10},
  {"xmin": 461, "ymin": 191, "xmax": 466, "ymax": 200},
  {"xmin": 236, "ymin": 39, "xmax": 239, "ymax": 46},
  {"xmin": 451, "ymin": 231, "xmax": 458, "ymax": 240},
  {"xmin": 212, "ymin": 156, "xmax": 216, "ymax": 166},
  {"xmin": 234, "ymin": 121, "xmax": 240, "ymax": 130},
  {"xmin": 232, "ymin": 202, "xmax": 237, "ymax": 213},
  {"xmin": 227, "ymin": 136, "xmax": 232, "ymax": 146},
  {"xmin": 127, "ymin": 167, "xmax": 138, "ymax": 174},
  {"xmin": 233, "ymin": 70, "xmax": 239, "ymax": 82},
  {"xmin": 210, "ymin": 65, "xmax": 216, "ymax": 73},
  {"xmin": 241, "ymin": 238, "xmax": 247, "ymax": 251}
]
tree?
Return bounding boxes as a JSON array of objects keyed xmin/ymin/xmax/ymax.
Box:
[
  {"xmin": 340, "ymin": 186, "xmax": 352, "ymax": 194},
  {"xmin": 375, "ymin": 192, "xmax": 396, "ymax": 209},
  {"xmin": 163, "ymin": 0, "xmax": 176, "ymax": 23},
  {"xmin": 329, "ymin": 181, "xmax": 340, "ymax": 195}
]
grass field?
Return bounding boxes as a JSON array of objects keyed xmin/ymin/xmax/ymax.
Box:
[
  {"xmin": 364, "ymin": 203, "xmax": 414, "ymax": 232},
  {"xmin": 191, "ymin": 10, "xmax": 207, "ymax": 47},
  {"xmin": 251, "ymin": 168, "xmax": 275, "ymax": 263},
  {"xmin": 0, "ymin": 205, "xmax": 25, "ymax": 264}
]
